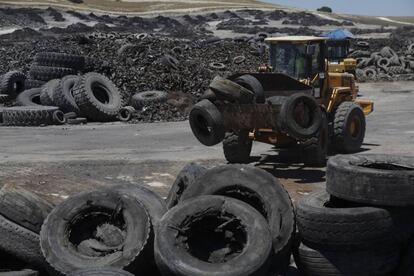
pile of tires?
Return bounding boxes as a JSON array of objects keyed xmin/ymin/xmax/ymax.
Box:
[{"xmin": 295, "ymin": 154, "xmax": 414, "ymax": 276}]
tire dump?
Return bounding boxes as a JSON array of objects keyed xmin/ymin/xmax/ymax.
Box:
[{"xmin": 0, "ymin": 4, "xmax": 413, "ymax": 276}]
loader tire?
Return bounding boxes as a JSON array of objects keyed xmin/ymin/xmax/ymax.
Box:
[
  {"xmin": 165, "ymin": 163, "xmax": 207, "ymax": 209},
  {"xmin": 53, "ymin": 75, "xmax": 80, "ymax": 113},
  {"xmin": 68, "ymin": 267, "xmax": 134, "ymax": 276},
  {"xmin": 29, "ymin": 66, "xmax": 75, "ymax": 81},
  {"xmin": 72, "ymin": 73, "xmax": 121, "ymax": 121},
  {"xmin": 333, "ymin": 101, "xmax": 365, "ymax": 153},
  {"xmin": 34, "ymin": 52, "xmax": 85, "ymax": 71},
  {"xmin": 223, "ymin": 130, "xmax": 252, "ymax": 164},
  {"xmin": 209, "ymin": 76, "xmax": 255, "ymax": 103},
  {"xmin": 16, "ymin": 88, "xmax": 42, "ymax": 106},
  {"xmin": 0, "ymin": 70, "xmax": 26, "ymax": 98},
  {"xmin": 234, "ymin": 74, "xmax": 265, "ymax": 103},
  {"xmin": 39, "ymin": 79, "xmax": 60, "ymax": 106},
  {"xmin": 154, "ymin": 196, "xmax": 272, "ymax": 276},
  {"xmin": 3, "ymin": 106, "xmax": 58, "ymax": 126},
  {"xmin": 189, "ymin": 99, "xmax": 224, "ymax": 146},
  {"xmin": 302, "ymin": 111, "xmax": 328, "ymax": 167},
  {"xmin": 326, "ymin": 154, "xmax": 414, "ymax": 206}
]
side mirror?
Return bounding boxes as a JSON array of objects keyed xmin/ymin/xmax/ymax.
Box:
[{"xmin": 306, "ymin": 45, "xmax": 316, "ymax": 56}]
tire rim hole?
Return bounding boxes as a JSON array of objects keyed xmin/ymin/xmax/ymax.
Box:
[
  {"xmin": 195, "ymin": 114, "xmax": 212, "ymax": 135},
  {"xmin": 119, "ymin": 109, "xmax": 130, "ymax": 119},
  {"xmin": 293, "ymin": 100, "xmax": 312, "ymax": 128},
  {"xmin": 32, "ymin": 95, "xmax": 41, "ymax": 105},
  {"xmin": 92, "ymin": 84, "xmax": 111, "ymax": 104}
]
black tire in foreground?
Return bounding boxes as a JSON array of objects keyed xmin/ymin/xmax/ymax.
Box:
[
  {"xmin": 233, "ymin": 74, "xmax": 265, "ymax": 103},
  {"xmin": 53, "ymin": 75, "xmax": 80, "ymax": 113},
  {"xmin": 34, "ymin": 52, "xmax": 86, "ymax": 71},
  {"xmin": 0, "ymin": 70, "xmax": 26, "ymax": 98},
  {"xmin": 40, "ymin": 190, "xmax": 151, "ymax": 274},
  {"xmin": 29, "ymin": 65, "xmax": 76, "ymax": 82},
  {"xmin": 222, "ymin": 130, "xmax": 252, "ymax": 164},
  {"xmin": 68, "ymin": 267, "xmax": 135, "ymax": 276},
  {"xmin": 2, "ymin": 106, "xmax": 58, "ymax": 126},
  {"xmin": 72, "ymin": 73, "xmax": 122, "ymax": 121},
  {"xmin": 40, "ymin": 79, "xmax": 60, "ymax": 106},
  {"xmin": 209, "ymin": 76, "xmax": 255, "ymax": 103},
  {"xmin": 327, "ymin": 154, "xmax": 414, "ymax": 206},
  {"xmin": 296, "ymin": 190, "xmax": 397, "ymax": 249},
  {"xmin": 333, "ymin": 101, "xmax": 366, "ymax": 153},
  {"xmin": 154, "ymin": 195, "xmax": 272, "ymax": 276},
  {"xmin": 165, "ymin": 163, "xmax": 207, "ymax": 209},
  {"xmin": 302, "ymin": 111, "xmax": 328, "ymax": 167},
  {"xmin": 189, "ymin": 99, "xmax": 224, "ymax": 146},
  {"xmin": 131, "ymin": 91, "xmax": 168, "ymax": 109},
  {"xmin": 180, "ymin": 165, "xmax": 295, "ymax": 274},
  {"xmin": 294, "ymin": 242, "xmax": 400, "ymax": 276},
  {"xmin": 16, "ymin": 88, "xmax": 42, "ymax": 106}
]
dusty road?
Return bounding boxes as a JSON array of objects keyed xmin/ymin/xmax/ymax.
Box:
[{"xmin": 0, "ymin": 81, "xmax": 413, "ymax": 204}]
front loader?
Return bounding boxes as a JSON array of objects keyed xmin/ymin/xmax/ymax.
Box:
[{"xmin": 189, "ymin": 36, "xmax": 373, "ymax": 166}]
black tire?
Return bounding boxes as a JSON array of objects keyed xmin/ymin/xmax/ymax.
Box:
[
  {"xmin": 52, "ymin": 110, "xmax": 66, "ymax": 125},
  {"xmin": 333, "ymin": 101, "xmax": 366, "ymax": 153},
  {"xmin": 29, "ymin": 65, "xmax": 76, "ymax": 81},
  {"xmin": 209, "ymin": 62, "xmax": 226, "ymax": 70},
  {"xmin": 0, "ymin": 185, "xmax": 53, "ymax": 234},
  {"xmin": 34, "ymin": 52, "xmax": 85, "ymax": 71},
  {"xmin": 0, "ymin": 70, "xmax": 26, "ymax": 98},
  {"xmin": 25, "ymin": 79, "xmax": 46, "ymax": 89},
  {"xmin": 160, "ymin": 54, "xmax": 179, "ymax": 70},
  {"xmin": 180, "ymin": 165, "xmax": 295, "ymax": 274},
  {"xmin": 326, "ymin": 154, "xmax": 414, "ymax": 206},
  {"xmin": 377, "ymin": 57, "xmax": 390, "ymax": 68},
  {"xmin": 0, "ymin": 93, "xmax": 9, "ymax": 103},
  {"xmin": 223, "ymin": 130, "xmax": 252, "ymax": 163},
  {"xmin": 3, "ymin": 106, "xmax": 58, "ymax": 126},
  {"xmin": 233, "ymin": 55, "xmax": 246, "ymax": 64},
  {"xmin": 294, "ymin": 242, "xmax": 399, "ymax": 276},
  {"xmin": 64, "ymin": 112, "xmax": 77, "ymax": 119},
  {"xmin": 72, "ymin": 73, "xmax": 122, "ymax": 121},
  {"xmin": 40, "ymin": 79, "xmax": 59, "ymax": 106},
  {"xmin": 364, "ymin": 68, "xmax": 377, "ymax": 78},
  {"xmin": 234, "ymin": 74, "xmax": 265, "ymax": 103},
  {"xmin": 53, "ymin": 75, "xmax": 80, "ymax": 113},
  {"xmin": 40, "ymin": 189, "xmax": 151, "ymax": 274},
  {"xmin": 67, "ymin": 117, "xmax": 87, "ymax": 125},
  {"xmin": 302, "ymin": 111, "xmax": 328, "ymax": 167},
  {"xmin": 118, "ymin": 106, "xmax": 135, "ymax": 122},
  {"xmin": 279, "ymin": 93, "xmax": 322, "ymax": 140},
  {"xmin": 16, "ymin": 88, "xmax": 42, "ymax": 106},
  {"xmin": 154, "ymin": 195, "xmax": 272, "ymax": 276},
  {"xmin": 209, "ymin": 76, "xmax": 255, "ymax": 103},
  {"xmin": 165, "ymin": 163, "xmax": 207, "ymax": 209},
  {"xmin": 189, "ymin": 99, "xmax": 224, "ymax": 146},
  {"xmin": 131, "ymin": 91, "xmax": 168, "ymax": 108},
  {"xmin": 398, "ymin": 237, "xmax": 414, "ymax": 276},
  {"xmin": 296, "ymin": 190, "xmax": 396, "ymax": 249},
  {"xmin": 68, "ymin": 267, "xmax": 134, "ymax": 276}
]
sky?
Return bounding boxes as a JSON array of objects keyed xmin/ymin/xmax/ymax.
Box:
[{"xmin": 262, "ymin": 0, "xmax": 414, "ymax": 16}]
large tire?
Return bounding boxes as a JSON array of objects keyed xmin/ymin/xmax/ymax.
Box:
[
  {"xmin": 39, "ymin": 79, "xmax": 60, "ymax": 106},
  {"xmin": 333, "ymin": 101, "xmax": 366, "ymax": 153},
  {"xmin": 189, "ymin": 99, "xmax": 224, "ymax": 146},
  {"xmin": 0, "ymin": 184, "xmax": 53, "ymax": 233},
  {"xmin": 53, "ymin": 75, "xmax": 80, "ymax": 113},
  {"xmin": 72, "ymin": 73, "xmax": 122, "ymax": 121},
  {"xmin": 131, "ymin": 91, "xmax": 168, "ymax": 109},
  {"xmin": 165, "ymin": 163, "xmax": 207, "ymax": 209},
  {"xmin": 0, "ymin": 70, "xmax": 26, "ymax": 98},
  {"xmin": 296, "ymin": 190, "xmax": 397, "ymax": 249},
  {"xmin": 29, "ymin": 65, "xmax": 75, "ymax": 81},
  {"xmin": 40, "ymin": 189, "xmax": 151, "ymax": 274},
  {"xmin": 16, "ymin": 88, "xmax": 42, "ymax": 106},
  {"xmin": 3, "ymin": 106, "xmax": 58, "ymax": 126},
  {"xmin": 209, "ymin": 76, "xmax": 255, "ymax": 103},
  {"xmin": 222, "ymin": 130, "xmax": 252, "ymax": 164},
  {"xmin": 68, "ymin": 267, "xmax": 134, "ymax": 276},
  {"xmin": 34, "ymin": 52, "xmax": 85, "ymax": 71},
  {"xmin": 302, "ymin": 111, "xmax": 328, "ymax": 167},
  {"xmin": 294, "ymin": 242, "xmax": 399, "ymax": 276},
  {"xmin": 154, "ymin": 195, "xmax": 272, "ymax": 276},
  {"xmin": 180, "ymin": 165, "xmax": 295, "ymax": 274},
  {"xmin": 234, "ymin": 74, "xmax": 265, "ymax": 103},
  {"xmin": 326, "ymin": 154, "xmax": 414, "ymax": 206},
  {"xmin": 279, "ymin": 93, "xmax": 322, "ymax": 140}
]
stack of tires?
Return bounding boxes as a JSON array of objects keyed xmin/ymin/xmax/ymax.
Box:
[{"xmin": 295, "ymin": 154, "xmax": 414, "ymax": 276}]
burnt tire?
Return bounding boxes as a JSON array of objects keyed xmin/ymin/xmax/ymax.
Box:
[
  {"xmin": 25, "ymin": 79, "xmax": 46, "ymax": 89},
  {"xmin": 296, "ymin": 190, "xmax": 397, "ymax": 249},
  {"xmin": 16, "ymin": 88, "xmax": 42, "ymax": 106},
  {"xmin": 234, "ymin": 74, "xmax": 265, "ymax": 103},
  {"xmin": 53, "ymin": 75, "xmax": 80, "ymax": 113},
  {"xmin": 326, "ymin": 154, "xmax": 414, "ymax": 206},
  {"xmin": 189, "ymin": 99, "xmax": 224, "ymax": 146},
  {"xmin": 222, "ymin": 130, "xmax": 252, "ymax": 164},
  {"xmin": 302, "ymin": 111, "xmax": 328, "ymax": 167},
  {"xmin": 333, "ymin": 101, "xmax": 366, "ymax": 153},
  {"xmin": 34, "ymin": 52, "xmax": 85, "ymax": 71},
  {"xmin": 29, "ymin": 66, "xmax": 75, "ymax": 81},
  {"xmin": 165, "ymin": 163, "xmax": 207, "ymax": 209},
  {"xmin": 0, "ymin": 70, "xmax": 26, "ymax": 98},
  {"xmin": 294, "ymin": 242, "xmax": 399, "ymax": 276},
  {"xmin": 40, "ymin": 79, "xmax": 60, "ymax": 106},
  {"xmin": 180, "ymin": 165, "xmax": 295, "ymax": 274},
  {"xmin": 154, "ymin": 195, "xmax": 272, "ymax": 276},
  {"xmin": 3, "ymin": 106, "xmax": 58, "ymax": 126},
  {"xmin": 40, "ymin": 189, "xmax": 151, "ymax": 274},
  {"xmin": 72, "ymin": 73, "xmax": 122, "ymax": 121},
  {"xmin": 131, "ymin": 91, "xmax": 168, "ymax": 108},
  {"xmin": 0, "ymin": 185, "xmax": 53, "ymax": 233},
  {"xmin": 279, "ymin": 93, "xmax": 322, "ymax": 140},
  {"xmin": 68, "ymin": 267, "xmax": 134, "ymax": 276},
  {"xmin": 118, "ymin": 106, "xmax": 135, "ymax": 122},
  {"xmin": 209, "ymin": 76, "xmax": 255, "ymax": 103}
]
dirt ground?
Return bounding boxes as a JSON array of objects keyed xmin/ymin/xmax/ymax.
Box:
[{"xmin": 0, "ymin": 81, "xmax": 413, "ymax": 205}]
